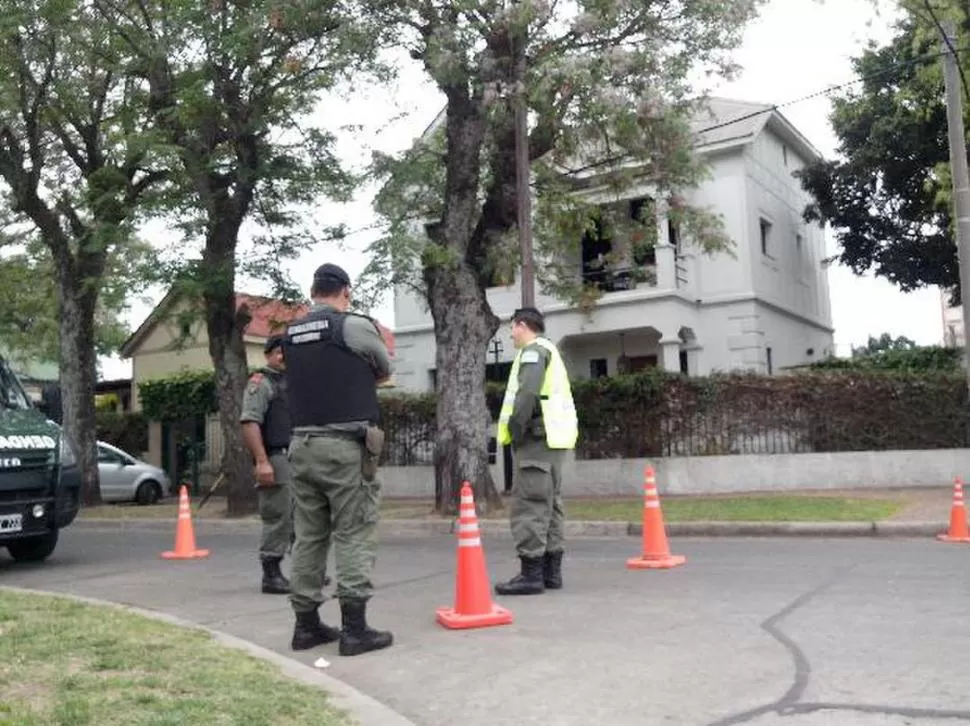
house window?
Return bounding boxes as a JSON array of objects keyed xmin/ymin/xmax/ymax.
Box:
[
  {"xmin": 626, "ymin": 355, "xmax": 658, "ymax": 372},
  {"xmin": 782, "ymin": 144, "xmax": 789, "ymax": 167},
  {"xmin": 668, "ymin": 218, "xmax": 682, "ymax": 256},
  {"xmin": 589, "ymin": 358, "xmax": 608, "ymax": 378},
  {"xmin": 180, "ymin": 321, "xmax": 192, "ymax": 338},
  {"xmin": 795, "ymin": 233, "xmax": 803, "ymax": 252},
  {"xmin": 630, "ymin": 197, "xmax": 657, "ymax": 268},
  {"xmin": 766, "ymin": 347, "xmax": 774, "ymax": 375},
  {"xmin": 581, "ymin": 199, "xmax": 658, "ymax": 293},
  {"xmin": 581, "ymin": 212, "xmax": 612, "ymax": 290},
  {"xmin": 486, "ymin": 362, "xmax": 513, "ymax": 383},
  {"xmin": 679, "ymin": 350, "xmax": 688, "ymax": 375},
  {"xmin": 759, "ymin": 218, "xmax": 772, "ymax": 256}
]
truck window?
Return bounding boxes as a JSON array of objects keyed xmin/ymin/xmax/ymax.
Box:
[{"xmin": 0, "ymin": 359, "xmax": 31, "ymax": 411}]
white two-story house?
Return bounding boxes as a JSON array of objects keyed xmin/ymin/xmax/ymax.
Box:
[{"xmin": 389, "ymin": 97, "xmax": 835, "ymax": 392}]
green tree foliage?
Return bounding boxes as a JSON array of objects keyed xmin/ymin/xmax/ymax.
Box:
[
  {"xmin": 797, "ymin": 2, "xmax": 969, "ymax": 301},
  {"xmin": 0, "ymin": 242, "xmax": 150, "ymax": 364},
  {"xmin": 0, "ymin": 0, "xmax": 166, "ymax": 505},
  {"xmin": 92, "ymin": 0, "xmax": 389, "ymax": 515},
  {"xmin": 851, "ymin": 333, "xmax": 918, "ymax": 357},
  {"xmin": 808, "ymin": 333, "xmax": 962, "ymax": 372},
  {"xmin": 360, "ymin": 0, "xmax": 765, "ymax": 511}
]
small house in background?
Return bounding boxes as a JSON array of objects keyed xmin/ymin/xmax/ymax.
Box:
[
  {"xmin": 95, "ymin": 379, "xmax": 134, "ymax": 413},
  {"xmin": 118, "ymin": 288, "xmax": 395, "ymax": 489},
  {"xmin": 0, "ymin": 346, "xmax": 58, "ymax": 403}
]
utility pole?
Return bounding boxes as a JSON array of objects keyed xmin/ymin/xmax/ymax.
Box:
[
  {"xmin": 512, "ymin": 2, "xmax": 535, "ymax": 308},
  {"xmin": 940, "ymin": 20, "xmax": 970, "ymax": 394}
]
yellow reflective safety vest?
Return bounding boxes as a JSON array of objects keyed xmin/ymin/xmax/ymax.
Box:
[{"xmin": 496, "ymin": 337, "xmax": 578, "ymax": 449}]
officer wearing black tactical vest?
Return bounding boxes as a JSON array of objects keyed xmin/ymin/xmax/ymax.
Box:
[
  {"xmin": 283, "ymin": 263, "xmax": 394, "ymax": 657},
  {"xmin": 240, "ymin": 335, "xmax": 295, "ymax": 595}
]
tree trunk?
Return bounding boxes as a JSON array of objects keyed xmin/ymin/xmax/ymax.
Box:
[
  {"xmin": 55, "ymin": 265, "xmax": 101, "ymax": 507},
  {"xmin": 202, "ymin": 237, "xmax": 257, "ymax": 517},
  {"xmin": 427, "ymin": 262, "xmax": 502, "ymax": 515}
]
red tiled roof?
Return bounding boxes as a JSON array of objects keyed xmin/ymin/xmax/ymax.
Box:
[
  {"xmin": 236, "ymin": 294, "xmax": 307, "ymax": 338},
  {"xmin": 236, "ymin": 294, "xmax": 395, "ymax": 358}
]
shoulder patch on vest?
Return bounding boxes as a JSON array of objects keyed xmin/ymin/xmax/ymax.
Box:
[
  {"xmin": 246, "ymin": 372, "xmax": 264, "ymax": 396},
  {"xmin": 520, "ymin": 350, "xmax": 541, "ymax": 364}
]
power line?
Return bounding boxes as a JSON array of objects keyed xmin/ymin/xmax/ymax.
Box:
[
  {"xmin": 337, "ymin": 39, "xmax": 970, "ymax": 239},
  {"xmin": 920, "ymin": 0, "xmax": 970, "ymax": 101},
  {"xmin": 565, "ymin": 41, "xmax": 970, "ymax": 176}
]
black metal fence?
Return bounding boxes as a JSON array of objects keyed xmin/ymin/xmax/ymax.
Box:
[{"xmin": 379, "ymin": 372, "xmax": 970, "ymax": 464}]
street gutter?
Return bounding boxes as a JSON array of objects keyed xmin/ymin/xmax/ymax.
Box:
[{"xmin": 72, "ymin": 517, "xmax": 947, "ymax": 538}]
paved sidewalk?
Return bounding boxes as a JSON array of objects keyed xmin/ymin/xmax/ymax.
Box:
[{"xmin": 3, "ymin": 528, "xmax": 970, "ymax": 726}]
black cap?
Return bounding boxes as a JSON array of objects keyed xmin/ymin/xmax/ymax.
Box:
[
  {"xmin": 264, "ymin": 334, "xmax": 285, "ymax": 354},
  {"xmin": 312, "ymin": 263, "xmax": 351, "ymax": 288}
]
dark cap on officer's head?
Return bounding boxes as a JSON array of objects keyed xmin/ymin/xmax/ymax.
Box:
[
  {"xmin": 312, "ymin": 263, "xmax": 351, "ymax": 288},
  {"xmin": 512, "ymin": 306, "xmax": 545, "ymax": 333},
  {"xmin": 264, "ymin": 334, "xmax": 285, "ymax": 354}
]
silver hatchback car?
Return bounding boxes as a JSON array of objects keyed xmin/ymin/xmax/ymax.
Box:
[{"xmin": 96, "ymin": 441, "xmax": 172, "ymax": 505}]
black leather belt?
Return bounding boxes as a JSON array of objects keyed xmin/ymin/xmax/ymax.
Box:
[
  {"xmin": 266, "ymin": 446, "xmax": 289, "ymax": 456},
  {"xmin": 300, "ymin": 430, "xmax": 363, "ymax": 441}
]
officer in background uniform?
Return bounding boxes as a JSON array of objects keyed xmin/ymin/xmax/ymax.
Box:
[
  {"xmin": 240, "ymin": 335, "xmax": 295, "ymax": 595},
  {"xmin": 283, "ymin": 263, "xmax": 394, "ymax": 657},
  {"xmin": 494, "ymin": 307, "xmax": 578, "ymax": 596}
]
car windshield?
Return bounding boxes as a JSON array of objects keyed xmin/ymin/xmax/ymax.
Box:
[{"xmin": 0, "ymin": 359, "xmax": 33, "ymax": 411}]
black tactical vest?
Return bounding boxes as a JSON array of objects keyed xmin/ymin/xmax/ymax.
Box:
[
  {"xmin": 260, "ymin": 367, "xmax": 292, "ymax": 450},
  {"xmin": 283, "ymin": 307, "xmax": 380, "ymax": 427}
]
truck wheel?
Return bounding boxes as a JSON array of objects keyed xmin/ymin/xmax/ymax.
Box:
[
  {"xmin": 7, "ymin": 530, "xmax": 59, "ymax": 563},
  {"xmin": 135, "ymin": 480, "xmax": 162, "ymax": 505}
]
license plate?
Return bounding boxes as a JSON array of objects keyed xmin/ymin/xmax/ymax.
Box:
[{"xmin": 0, "ymin": 513, "xmax": 23, "ymax": 534}]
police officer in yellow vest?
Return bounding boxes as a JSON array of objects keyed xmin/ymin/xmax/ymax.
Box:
[{"xmin": 495, "ymin": 307, "xmax": 578, "ymax": 595}]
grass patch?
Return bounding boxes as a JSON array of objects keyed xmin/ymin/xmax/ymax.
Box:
[
  {"xmin": 380, "ymin": 495, "xmax": 905, "ymax": 522},
  {"xmin": 563, "ymin": 496, "xmax": 904, "ymax": 522},
  {"xmin": 78, "ymin": 494, "xmax": 906, "ymax": 524},
  {"xmin": 0, "ymin": 589, "xmax": 352, "ymax": 726}
]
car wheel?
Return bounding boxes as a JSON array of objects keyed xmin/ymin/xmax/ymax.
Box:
[
  {"xmin": 7, "ymin": 530, "xmax": 59, "ymax": 563},
  {"xmin": 135, "ymin": 480, "xmax": 162, "ymax": 505}
]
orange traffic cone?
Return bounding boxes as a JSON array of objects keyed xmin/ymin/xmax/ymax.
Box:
[
  {"xmin": 627, "ymin": 466, "xmax": 686, "ymax": 570},
  {"xmin": 436, "ymin": 482, "xmax": 514, "ymax": 630},
  {"xmin": 937, "ymin": 478, "xmax": 970, "ymax": 543},
  {"xmin": 161, "ymin": 485, "xmax": 210, "ymax": 560}
]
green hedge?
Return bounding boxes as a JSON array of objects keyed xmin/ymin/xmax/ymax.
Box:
[
  {"xmin": 392, "ymin": 370, "xmax": 970, "ymax": 462},
  {"xmin": 136, "ymin": 367, "xmax": 970, "ymax": 463},
  {"xmin": 95, "ymin": 411, "xmax": 150, "ymax": 456},
  {"xmin": 806, "ymin": 346, "xmax": 962, "ymax": 373},
  {"xmin": 139, "ymin": 370, "xmax": 219, "ymax": 422}
]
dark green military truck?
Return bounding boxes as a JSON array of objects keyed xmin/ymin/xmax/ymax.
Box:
[{"xmin": 0, "ymin": 355, "xmax": 81, "ymax": 562}]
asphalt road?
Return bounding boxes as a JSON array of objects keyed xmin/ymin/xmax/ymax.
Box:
[{"xmin": 2, "ymin": 528, "xmax": 970, "ymax": 726}]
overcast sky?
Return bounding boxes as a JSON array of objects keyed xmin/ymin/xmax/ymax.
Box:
[{"xmin": 99, "ymin": 0, "xmax": 944, "ymax": 379}]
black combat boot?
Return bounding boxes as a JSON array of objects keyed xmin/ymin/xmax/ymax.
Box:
[
  {"xmin": 261, "ymin": 557, "xmax": 290, "ymax": 594},
  {"xmin": 291, "ymin": 608, "xmax": 341, "ymax": 651},
  {"xmin": 494, "ymin": 556, "xmax": 545, "ymax": 596},
  {"xmin": 542, "ymin": 550, "xmax": 563, "ymax": 590},
  {"xmin": 338, "ymin": 599, "xmax": 393, "ymax": 657}
]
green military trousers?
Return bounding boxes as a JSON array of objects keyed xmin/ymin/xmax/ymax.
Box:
[
  {"xmin": 258, "ymin": 452, "xmax": 293, "ymax": 561},
  {"xmin": 287, "ymin": 433, "xmax": 382, "ymax": 613},
  {"xmin": 510, "ymin": 438, "xmax": 565, "ymax": 559}
]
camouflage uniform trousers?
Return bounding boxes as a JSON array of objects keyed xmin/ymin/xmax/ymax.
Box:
[
  {"xmin": 510, "ymin": 437, "xmax": 565, "ymax": 559},
  {"xmin": 258, "ymin": 452, "xmax": 293, "ymax": 561},
  {"xmin": 287, "ymin": 432, "xmax": 381, "ymax": 613}
]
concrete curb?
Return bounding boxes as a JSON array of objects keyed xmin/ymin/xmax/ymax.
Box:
[
  {"xmin": 0, "ymin": 585, "xmax": 417, "ymax": 726},
  {"xmin": 72, "ymin": 517, "xmax": 948, "ymax": 538}
]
